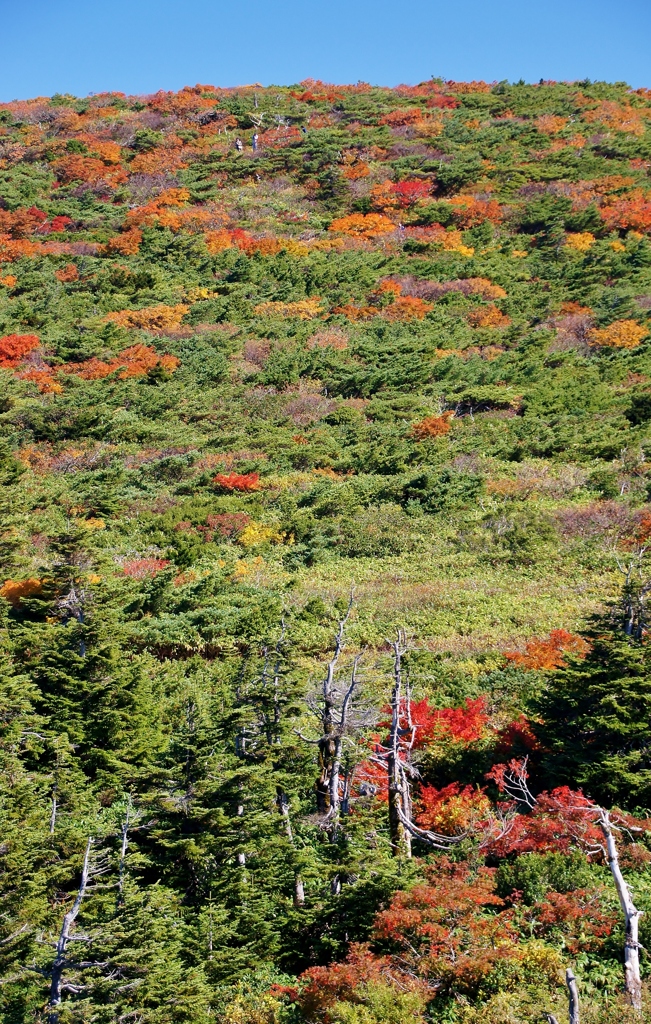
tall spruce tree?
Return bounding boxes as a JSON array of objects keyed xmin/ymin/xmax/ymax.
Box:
[{"xmin": 533, "ymin": 622, "xmax": 651, "ymax": 809}]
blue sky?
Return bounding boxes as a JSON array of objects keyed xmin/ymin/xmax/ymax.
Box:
[{"xmin": 1, "ymin": 0, "xmax": 649, "ymax": 101}]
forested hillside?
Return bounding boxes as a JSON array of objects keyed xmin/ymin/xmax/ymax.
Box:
[{"xmin": 3, "ymin": 77, "xmax": 651, "ymax": 1022}]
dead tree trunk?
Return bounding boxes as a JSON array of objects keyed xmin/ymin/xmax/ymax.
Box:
[
  {"xmin": 276, "ymin": 788, "xmax": 305, "ymax": 906},
  {"xmin": 49, "ymin": 785, "xmax": 57, "ymax": 835},
  {"xmin": 599, "ymin": 810, "xmax": 643, "ymax": 1010},
  {"xmin": 387, "ymin": 634, "xmax": 412, "ymax": 859},
  {"xmin": 367, "ymin": 633, "xmax": 467, "ymax": 858},
  {"xmin": 327, "ymin": 654, "xmax": 362, "ymax": 838},
  {"xmin": 236, "ymin": 794, "xmax": 246, "ymax": 871},
  {"xmin": 48, "ymin": 838, "xmax": 92, "ymax": 1024},
  {"xmin": 566, "ymin": 968, "xmax": 579, "ymax": 1024},
  {"xmin": 492, "ymin": 760, "xmax": 644, "ymax": 1013},
  {"xmin": 315, "ymin": 598, "xmax": 353, "ymax": 815},
  {"xmin": 117, "ymin": 796, "xmax": 131, "ymax": 905}
]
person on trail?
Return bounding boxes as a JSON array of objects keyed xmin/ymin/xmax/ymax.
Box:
[
  {"xmin": 235, "ymin": 138, "xmax": 244, "ymax": 151},
  {"xmin": 252, "ymin": 133, "xmax": 259, "ymax": 150}
]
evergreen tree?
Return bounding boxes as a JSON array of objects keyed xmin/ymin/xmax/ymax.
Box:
[{"xmin": 533, "ymin": 622, "xmax": 651, "ymax": 809}]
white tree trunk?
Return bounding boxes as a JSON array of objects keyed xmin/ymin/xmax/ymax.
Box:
[
  {"xmin": 277, "ymin": 791, "xmax": 305, "ymax": 906},
  {"xmin": 48, "ymin": 838, "xmax": 92, "ymax": 1023},
  {"xmin": 599, "ymin": 810, "xmax": 643, "ymax": 1010}
]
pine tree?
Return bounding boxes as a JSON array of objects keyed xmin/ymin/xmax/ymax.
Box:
[{"xmin": 533, "ymin": 622, "xmax": 651, "ymax": 808}]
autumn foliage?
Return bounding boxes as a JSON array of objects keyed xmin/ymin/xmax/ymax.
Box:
[
  {"xmin": 588, "ymin": 319, "xmax": 649, "ymax": 349},
  {"xmin": 121, "ymin": 558, "xmax": 170, "ymax": 579},
  {"xmin": 328, "ymin": 213, "xmax": 396, "ymax": 239},
  {"xmin": 0, "ymin": 333, "xmax": 40, "ymax": 368},
  {"xmin": 63, "ymin": 344, "xmax": 180, "ymax": 380},
  {"xmin": 104, "ymin": 304, "xmax": 188, "ymax": 331},
  {"xmin": 504, "ymin": 629, "xmax": 589, "ymax": 670},
  {"xmin": 213, "ymin": 472, "xmax": 260, "ymax": 492},
  {"xmin": 0, "ymin": 578, "xmax": 43, "ymax": 606},
  {"xmin": 467, "ymin": 304, "xmax": 511, "ymax": 328},
  {"xmin": 417, "ymin": 783, "xmax": 491, "ymax": 834},
  {"xmin": 55, "ymin": 263, "xmax": 79, "ymax": 282},
  {"xmin": 410, "ymin": 412, "xmax": 454, "ymax": 439},
  {"xmin": 104, "ymin": 228, "xmax": 143, "ymax": 255}
]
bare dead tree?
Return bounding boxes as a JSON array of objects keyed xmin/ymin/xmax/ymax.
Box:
[
  {"xmin": 236, "ymin": 787, "xmax": 246, "ymax": 872},
  {"xmin": 566, "ymin": 967, "xmax": 580, "ymax": 1024},
  {"xmin": 386, "ymin": 632, "xmax": 412, "ymax": 858},
  {"xmin": 116, "ymin": 796, "xmax": 155, "ymax": 908},
  {"xmin": 47, "ymin": 837, "xmax": 110, "ymax": 1024},
  {"xmin": 492, "ymin": 760, "xmax": 644, "ymax": 1011},
  {"xmin": 314, "ymin": 594, "xmax": 354, "ymax": 818},
  {"xmin": 598, "ymin": 810, "xmax": 643, "ymax": 1011},
  {"xmin": 117, "ymin": 799, "xmax": 132, "ymax": 904},
  {"xmin": 276, "ymin": 788, "xmax": 305, "ymax": 906},
  {"xmin": 367, "ymin": 632, "xmax": 467, "ymax": 858},
  {"xmin": 612, "ymin": 536, "xmax": 651, "ymax": 639},
  {"xmin": 298, "ymin": 593, "xmax": 374, "ymax": 837},
  {"xmin": 326, "ymin": 652, "xmax": 364, "ymax": 829}
]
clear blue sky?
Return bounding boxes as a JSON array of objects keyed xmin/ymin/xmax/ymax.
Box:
[{"xmin": 1, "ymin": 0, "xmax": 649, "ymax": 101}]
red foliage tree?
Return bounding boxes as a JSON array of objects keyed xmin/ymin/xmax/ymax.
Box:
[
  {"xmin": 204, "ymin": 512, "xmax": 251, "ymax": 537},
  {"xmin": 391, "ymin": 179, "xmax": 432, "ymax": 207},
  {"xmin": 0, "ymin": 333, "xmax": 40, "ymax": 368},
  {"xmin": 408, "ymin": 695, "xmax": 489, "ymax": 746},
  {"xmin": 417, "ymin": 782, "xmax": 491, "ymax": 834},
  {"xmin": 373, "ymin": 859, "xmax": 521, "ymax": 997},
  {"xmin": 121, "ymin": 558, "xmax": 170, "ymax": 579},
  {"xmin": 49, "ymin": 215, "xmax": 72, "ymax": 233},
  {"xmin": 213, "ymin": 472, "xmax": 260, "ymax": 492}
]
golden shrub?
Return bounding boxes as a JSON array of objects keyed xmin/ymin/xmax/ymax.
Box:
[
  {"xmin": 105, "ymin": 304, "xmax": 188, "ymax": 330},
  {"xmin": 253, "ymin": 298, "xmax": 323, "ymax": 319},
  {"xmin": 588, "ymin": 320, "xmax": 649, "ymax": 349},
  {"xmin": 565, "ymin": 232, "xmax": 596, "ymax": 251},
  {"xmin": 0, "ymin": 578, "xmax": 43, "ymax": 606}
]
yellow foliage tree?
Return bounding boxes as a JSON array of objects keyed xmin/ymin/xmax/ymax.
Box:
[
  {"xmin": 105, "ymin": 304, "xmax": 188, "ymax": 330},
  {"xmin": 588, "ymin": 320, "xmax": 649, "ymax": 349}
]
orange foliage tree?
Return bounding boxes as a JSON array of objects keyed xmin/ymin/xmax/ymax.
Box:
[
  {"xmin": 104, "ymin": 228, "xmax": 143, "ymax": 256},
  {"xmin": 417, "ymin": 782, "xmax": 491, "ymax": 834},
  {"xmin": 0, "ymin": 333, "xmax": 40, "ymax": 367},
  {"xmin": 0, "ymin": 578, "xmax": 43, "ymax": 606},
  {"xmin": 55, "ymin": 154, "xmax": 126, "ymax": 186},
  {"xmin": 447, "ymin": 194, "xmax": 503, "ymax": 228},
  {"xmin": 372, "ymin": 860, "xmax": 524, "ymax": 998},
  {"xmin": 0, "ymin": 205, "xmax": 48, "ymax": 238},
  {"xmin": 213, "ymin": 472, "xmax": 260, "ymax": 492},
  {"xmin": 328, "ymin": 213, "xmax": 396, "ymax": 239},
  {"xmin": 504, "ymin": 628, "xmax": 590, "ymax": 670},
  {"xmin": 600, "ymin": 190, "xmax": 651, "ymax": 232},
  {"xmin": 410, "ymin": 412, "xmax": 454, "ymax": 438},
  {"xmin": 55, "ymin": 263, "xmax": 79, "ymax": 282},
  {"xmin": 468, "ymin": 304, "xmax": 511, "ymax": 328},
  {"xmin": 63, "ymin": 345, "xmax": 180, "ymax": 380},
  {"xmin": 17, "ymin": 367, "xmax": 63, "ymax": 394}
]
